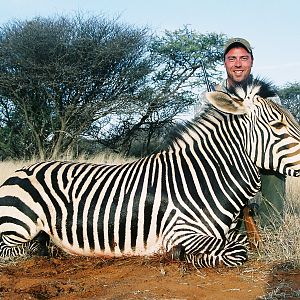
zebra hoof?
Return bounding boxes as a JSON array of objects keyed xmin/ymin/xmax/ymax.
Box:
[
  {"xmin": 34, "ymin": 231, "xmax": 50, "ymax": 257},
  {"xmin": 167, "ymin": 244, "xmax": 185, "ymax": 261}
]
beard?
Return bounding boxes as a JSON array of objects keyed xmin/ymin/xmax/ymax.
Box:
[{"xmin": 230, "ymin": 74, "xmax": 253, "ymax": 90}]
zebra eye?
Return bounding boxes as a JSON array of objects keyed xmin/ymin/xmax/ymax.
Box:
[{"xmin": 270, "ymin": 121, "xmax": 286, "ymax": 130}]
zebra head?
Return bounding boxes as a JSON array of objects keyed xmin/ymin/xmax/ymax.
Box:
[{"xmin": 206, "ymin": 78, "xmax": 300, "ymax": 177}]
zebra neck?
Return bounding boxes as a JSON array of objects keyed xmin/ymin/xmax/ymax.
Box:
[{"xmin": 166, "ymin": 112, "xmax": 261, "ymax": 203}]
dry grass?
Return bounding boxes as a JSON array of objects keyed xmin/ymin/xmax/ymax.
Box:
[
  {"xmin": 0, "ymin": 160, "xmax": 28, "ymax": 185},
  {"xmin": 258, "ymin": 177, "xmax": 300, "ymax": 268}
]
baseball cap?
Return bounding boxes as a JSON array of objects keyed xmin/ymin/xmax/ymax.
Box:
[{"xmin": 224, "ymin": 38, "xmax": 252, "ymax": 55}]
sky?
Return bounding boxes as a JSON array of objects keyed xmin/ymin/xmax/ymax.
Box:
[{"xmin": 0, "ymin": 0, "xmax": 299, "ymax": 87}]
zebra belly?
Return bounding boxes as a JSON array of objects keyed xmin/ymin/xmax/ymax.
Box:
[{"xmin": 47, "ymin": 231, "xmax": 164, "ymax": 257}]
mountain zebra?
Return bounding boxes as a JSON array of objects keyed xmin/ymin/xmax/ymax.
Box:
[{"xmin": 0, "ymin": 78, "xmax": 300, "ymax": 268}]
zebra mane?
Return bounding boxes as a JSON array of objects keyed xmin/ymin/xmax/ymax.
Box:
[
  {"xmin": 162, "ymin": 76, "xmax": 278, "ymax": 151},
  {"xmin": 161, "ymin": 120, "xmax": 195, "ymax": 149},
  {"xmin": 226, "ymin": 75, "xmax": 278, "ymax": 99},
  {"xmin": 162, "ymin": 106, "xmax": 217, "ymax": 151}
]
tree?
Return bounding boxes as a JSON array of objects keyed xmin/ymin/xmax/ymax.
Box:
[
  {"xmin": 0, "ymin": 15, "xmax": 151, "ymax": 160},
  {"xmin": 0, "ymin": 16, "xmax": 226, "ymax": 159},
  {"xmin": 94, "ymin": 27, "xmax": 226, "ymax": 155},
  {"xmin": 0, "ymin": 97, "xmax": 35, "ymax": 159},
  {"xmin": 278, "ymin": 82, "xmax": 300, "ymax": 123}
]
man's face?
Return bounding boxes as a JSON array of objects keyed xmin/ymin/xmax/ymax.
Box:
[{"xmin": 224, "ymin": 47, "xmax": 253, "ymax": 86}]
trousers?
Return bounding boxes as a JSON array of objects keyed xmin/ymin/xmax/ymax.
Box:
[{"xmin": 257, "ymin": 170, "xmax": 286, "ymax": 228}]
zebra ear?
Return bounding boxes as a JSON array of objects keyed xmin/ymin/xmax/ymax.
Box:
[{"xmin": 205, "ymin": 91, "xmax": 250, "ymax": 115}]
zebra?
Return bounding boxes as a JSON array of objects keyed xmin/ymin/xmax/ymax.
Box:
[{"xmin": 0, "ymin": 77, "xmax": 300, "ymax": 268}]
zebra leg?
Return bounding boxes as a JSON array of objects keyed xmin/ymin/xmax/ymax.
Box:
[
  {"xmin": 0, "ymin": 231, "xmax": 49, "ymax": 259},
  {"xmin": 34, "ymin": 231, "xmax": 50, "ymax": 256},
  {"xmin": 182, "ymin": 231, "xmax": 248, "ymax": 268},
  {"xmin": 186, "ymin": 242, "xmax": 247, "ymax": 268},
  {"xmin": 0, "ymin": 237, "xmax": 38, "ymax": 259},
  {"xmin": 167, "ymin": 244, "xmax": 185, "ymax": 261}
]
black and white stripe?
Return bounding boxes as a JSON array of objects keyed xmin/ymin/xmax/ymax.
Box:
[{"xmin": 1, "ymin": 77, "xmax": 300, "ymax": 267}]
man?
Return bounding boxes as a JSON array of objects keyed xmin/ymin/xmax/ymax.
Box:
[{"xmin": 207, "ymin": 38, "xmax": 285, "ymax": 228}]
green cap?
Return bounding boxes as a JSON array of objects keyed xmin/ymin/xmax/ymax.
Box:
[{"xmin": 224, "ymin": 37, "xmax": 252, "ymax": 55}]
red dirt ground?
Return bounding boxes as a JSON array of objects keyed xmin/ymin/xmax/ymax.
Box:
[{"xmin": 0, "ymin": 254, "xmax": 299, "ymax": 300}]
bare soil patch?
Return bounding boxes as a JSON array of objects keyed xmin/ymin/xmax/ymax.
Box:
[{"xmin": 0, "ymin": 255, "xmax": 299, "ymax": 300}]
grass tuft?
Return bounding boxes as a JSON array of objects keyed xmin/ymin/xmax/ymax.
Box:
[{"xmin": 257, "ymin": 177, "xmax": 300, "ymax": 268}]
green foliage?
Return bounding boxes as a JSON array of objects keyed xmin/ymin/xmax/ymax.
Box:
[
  {"xmin": 0, "ymin": 16, "xmax": 226, "ymax": 159},
  {"xmin": 0, "ymin": 15, "xmax": 151, "ymax": 159},
  {"xmin": 278, "ymin": 82, "xmax": 300, "ymax": 122},
  {"xmin": 150, "ymin": 27, "xmax": 225, "ymax": 87},
  {"xmin": 98, "ymin": 27, "xmax": 226, "ymax": 156}
]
